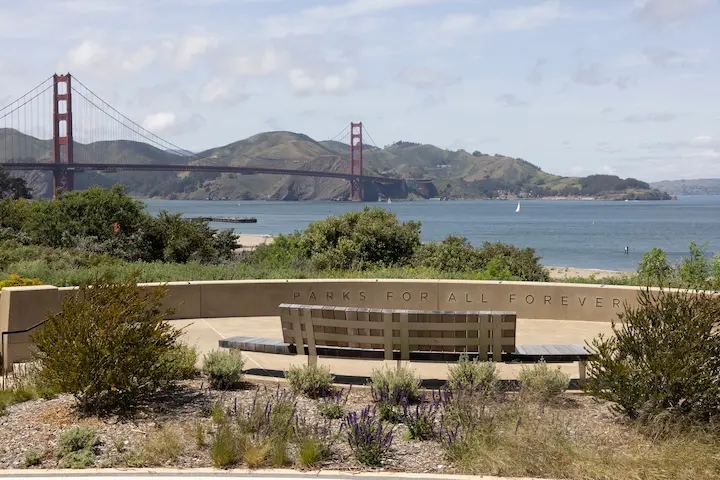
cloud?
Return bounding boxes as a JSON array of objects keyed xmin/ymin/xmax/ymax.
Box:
[
  {"xmin": 232, "ymin": 48, "xmax": 285, "ymax": 77},
  {"xmin": 439, "ymin": 13, "xmax": 476, "ymax": 32},
  {"xmin": 572, "ymin": 63, "xmax": 610, "ymax": 86},
  {"xmin": 288, "ymin": 68, "xmax": 358, "ymax": 95},
  {"xmin": 495, "ymin": 94, "xmax": 529, "ymax": 107},
  {"xmin": 142, "ymin": 112, "xmax": 177, "ymax": 133},
  {"xmin": 623, "ymin": 112, "xmax": 677, "ymax": 123},
  {"xmin": 142, "ymin": 111, "xmax": 205, "ymax": 135},
  {"xmin": 395, "ymin": 67, "xmax": 458, "ymax": 89},
  {"xmin": 526, "ymin": 59, "xmax": 547, "ymax": 85},
  {"xmin": 615, "ymin": 75, "xmax": 635, "ymax": 90},
  {"xmin": 486, "ymin": 0, "xmax": 567, "ymax": 32},
  {"xmin": 262, "ymin": 0, "xmax": 439, "ymax": 37},
  {"xmin": 163, "ymin": 34, "xmax": 218, "ymax": 69},
  {"xmin": 65, "ymin": 40, "xmax": 156, "ymax": 74},
  {"xmin": 643, "ymin": 47, "xmax": 689, "ymax": 68},
  {"xmin": 633, "ymin": 0, "xmax": 714, "ymax": 26},
  {"xmin": 198, "ymin": 78, "xmax": 249, "ymax": 106}
]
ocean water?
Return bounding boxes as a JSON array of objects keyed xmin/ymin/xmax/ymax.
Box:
[{"xmin": 142, "ymin": 196, "xmax": 720, "ymax": 271}]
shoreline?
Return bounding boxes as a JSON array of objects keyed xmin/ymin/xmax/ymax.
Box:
[{"xmin": 234, "ymin": 234, "xmax": 631, "ymax": 280}]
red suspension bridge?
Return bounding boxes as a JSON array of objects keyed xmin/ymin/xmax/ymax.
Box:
[{"xmin": 0, "ymin": 73, "xmax": 421, "ymax": 201}]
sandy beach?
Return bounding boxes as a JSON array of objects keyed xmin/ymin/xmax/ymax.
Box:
[{"xmin": 233, "ymin": 234, "xmax": 628, "ymax": 280}]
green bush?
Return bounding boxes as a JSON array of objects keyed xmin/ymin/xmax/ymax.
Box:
[
  {"xmin": 253, "ymin": 207, "xmax": 421, "ymax": 271},
  {"xmin": 0, "ymin": 273, "xmax": 41, "ymax": 289},
  {"xmin": 679, "ymin": 241, "xmax": 711, "ymax": 289},
  {"xmin": 58, "ymin": 449, "xmax": 95, "ymax": 469},
  {"xmin": 32, "ymin": 274, "xmax": 184, "ymax": 414},
  {"xmin": 55, "ymin": 427, "xmax": 98, "ymax": 458},
  {"xmin": 23, "ymin": 451, "xmax": 41, "ymax": 468},
  {"xmin": 518, "ymin": 361, "xmax": 569, "ymax": 401},
  {"xmin": 370, "ymin": 365, "xmax": 421, "ymax": 404},
  {"xmin": 447, "ymin": 353, "xmax": 498, "ymax": 391},
  {"xmin": 415, "ymin": 235, "xmax": 483, "ymax": 272},
  {"xmin": 285, "ymin": 364, "xmax": 334, "ymax": 398},
  {"xmin": 203, "ymin": 350, "xmax": 245, "ymax": 390},
  {"xmin": 637, "ymin": 247, "xmax": 673, "ymax": 287},
  {"xmin": 584, "ymin": 289, "xmax": 720, "ymax": 425},
  {"xmin": 162, "ymin": 343, "xmax": 199, "ymax": 380},
  {"xmin": 476, "ymin": 241, "xmax": 550, "ymax": 282}
]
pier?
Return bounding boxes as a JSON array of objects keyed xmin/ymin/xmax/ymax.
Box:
[{"xmin": 200, "ymin": 216, "xmax": 258, "ymax": 223}]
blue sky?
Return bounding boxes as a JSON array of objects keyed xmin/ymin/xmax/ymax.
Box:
[{"xmin": 0, "ymin": 0, "xmax": 718, "ymax": 181}]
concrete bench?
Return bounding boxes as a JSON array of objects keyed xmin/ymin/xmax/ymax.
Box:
[{"xmin": 219, "ymin": 304, "xmax": 595, "ymax": 380}]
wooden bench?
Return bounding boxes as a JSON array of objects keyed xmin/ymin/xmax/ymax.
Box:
[{"xmin": 219, "ymin": 304, "xmax": 595, "ymax": 380}]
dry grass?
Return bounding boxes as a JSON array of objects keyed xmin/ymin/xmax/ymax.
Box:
[
  {"xmin": 129, "ymin": 424, "xmax": 186, "ymax": 467},
  {"xmin": 449, "ymin": 399, "xmax": 720, "ymax": 480}
]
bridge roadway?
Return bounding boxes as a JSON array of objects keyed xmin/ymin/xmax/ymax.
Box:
[{"xmin": 1, "ymin": 162, "xmax": 424, "ymax": 184}]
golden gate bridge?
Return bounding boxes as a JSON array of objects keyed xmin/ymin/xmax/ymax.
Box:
[{"xmin": 0, "ymin": 73, "xmax": 426, "ymax": 201}]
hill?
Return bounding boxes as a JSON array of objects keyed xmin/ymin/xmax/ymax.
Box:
[
  {"xmin": 0, "ymin": 129, "xmax": 672, "ymax": 201},
  {"xmin": 651, "ymin": 179, "xmax": 720, "ymax": 196}
]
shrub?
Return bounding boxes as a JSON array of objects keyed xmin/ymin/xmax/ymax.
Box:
[
  {"xmin": 23, "ymin": 451, "xmax": 41, "ymax": 468},
  {"xmin": 447, "ymin": 353, "xmax": 498, "ymax": 391},
  {"xmin": 369, "ymin": 365, "xmax": 421, "ymax": 404},
  {"xmin": 0, "ymin": 273, "xmax": 41, "ymax": 289},
  {"xmin": 317, "ymin": 386, "xmax": 351, "ymax": 419},
  {"xmin": 269, "ymin": 207, "xmax": 421, "ymax": 271},
  {"xmin": 518, "ymin": 361, "xmax": 569, "ymax": 401},
  {"xmin": 55, "ymin": 427, "xmax": 98, "ymax": 458},
  {"xmin": 476, "ymin": 241, "xmax": 550, "ymax": 282},
  {"xmin": 236, "ymin": 386, "xmax": 297, "ymax": 441},
  {"xmin": 203, "ymin": 350, "xmax": 245, "ymax": 390},
  {"xmin": 584, "ymin": 288, "xmax": 720, "ymax": 425},
  {"xmin": 58, "ymin": 449, "xmax": 95, "ymax": 469},
  {"xmin": 402, "ymin": 396, "xmax": 440, "ymax": 441},
  {"xmin": 162, "ymin": 343, "xmax": 199, "ymax": 380},
  {"xmin": 415, "ymin": 235, "xmax": 483, "ymax": 272},
  {"xmin": 343, "ymin": 406, "xmax": 394, "ymax": 466},
  {"xmin": 32, "ymin": 274, "xmax": 184, "ymax": 414},
  {"xmin": 285, "ymin": 364, "xmax": 334, "ymax": 398}
]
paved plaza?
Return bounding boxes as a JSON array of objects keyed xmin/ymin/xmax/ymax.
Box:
[{"xmin": 174, "ymin": 316, "xmax": 614, "ymax": 380}]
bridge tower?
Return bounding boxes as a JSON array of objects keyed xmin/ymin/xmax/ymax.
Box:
[
  {"xmin": 349, "ymin": 121, "xmax": 363, "ymax": 201},
  {"xmin": 52, "ymin": 73, "xmax": 74, "ymax": 198}
]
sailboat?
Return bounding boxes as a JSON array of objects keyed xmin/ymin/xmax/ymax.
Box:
[
  {"xmin": 515, "ymin": 202, "xmax": 520, "ymax": 213},
  {"xmin": 387, "ymin": 198, "xmax": 392, "ymax": 204}
]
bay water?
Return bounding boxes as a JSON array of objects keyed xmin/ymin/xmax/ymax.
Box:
[{"xmin": 143, "ymin": 196, "xmax": 720, "ymax": 271}]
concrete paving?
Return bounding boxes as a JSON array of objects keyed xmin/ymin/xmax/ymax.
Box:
[
  {"xmin": 172, "ymin": 316, "xmax": 614, "ymax": 380},
  {"xmin": 0, "ymin": 468, "xmax": 547, "ymax": 480}
]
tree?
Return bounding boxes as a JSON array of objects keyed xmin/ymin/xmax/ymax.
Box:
[
  {"xmin": 0, "ymin": 167, "xmax": 31, "ymax": 199},
  {"xmin": 636, "ymin": 247, "xmax": 672, "ymax": 286}
]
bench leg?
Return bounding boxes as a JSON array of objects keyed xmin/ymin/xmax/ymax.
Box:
[
  {"xmin": 578, "ymin": 360, "xmax": 587, "ymax": 382},
  {"xmin": 307, "ymin": 354, "xmax": 318, "ymax": 367}
]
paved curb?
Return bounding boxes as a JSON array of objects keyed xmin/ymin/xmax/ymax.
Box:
[{"xmin": 0, "ymin": 468, "xmax": 547, "ymax": 479}]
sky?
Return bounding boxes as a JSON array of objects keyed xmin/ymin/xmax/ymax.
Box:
[{"xmin": 0, "ymin": 0, "xmax": 718, "ymax": 182}]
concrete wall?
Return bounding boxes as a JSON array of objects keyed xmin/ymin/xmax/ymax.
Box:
[{"xmin": 1, "ymin": 279, "xmax": 646, "ymax": 371}]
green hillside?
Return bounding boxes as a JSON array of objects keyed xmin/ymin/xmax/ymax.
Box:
[
  {"xmin": 0, "ymin": 129, "xmax": 672, "ymax": 201},
  {"xmin": 651, "ymin": 179, "xmax": 720, "ymax": 196}
]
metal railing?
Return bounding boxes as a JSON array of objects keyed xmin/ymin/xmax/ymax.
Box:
[{"xmin": 1, "ymin": 319, "xmax": 47, "ymax": 389}]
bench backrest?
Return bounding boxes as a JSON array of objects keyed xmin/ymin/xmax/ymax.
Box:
[{"xmin": 279, "ymin": 304, "xmax": 517, "ymax": 361}]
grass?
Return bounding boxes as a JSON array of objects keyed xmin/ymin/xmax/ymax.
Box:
[
  {"xmin": 444, "ymin": 397, "xmax": 720, "ymax": 480},
  {"xmin": 131, "ymin": 425, "xmax": 186, "ymax": 466}
]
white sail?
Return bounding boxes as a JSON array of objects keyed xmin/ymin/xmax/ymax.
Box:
[
  {"xmin": 515, "ymin": 202, "xmax": 520, "ymax": 213},
  {"xmin": 387, "ymin": 198, "xmax": 392, "ymax": 204}
]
